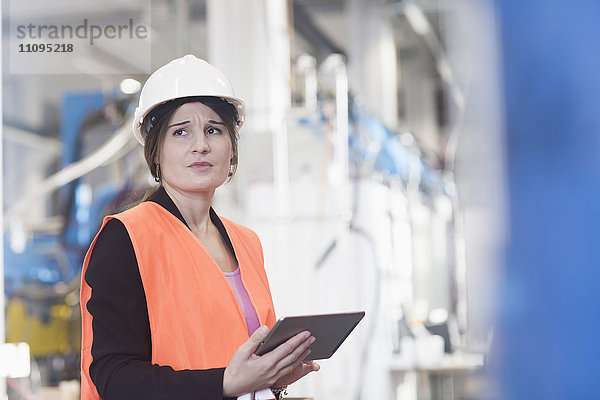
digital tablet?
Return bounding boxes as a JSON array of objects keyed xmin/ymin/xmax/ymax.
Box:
[{"xmin": 254, "ymin": 311, "xmax": 365, "ymax": 360}]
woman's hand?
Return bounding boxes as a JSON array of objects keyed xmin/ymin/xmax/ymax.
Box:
[
  {"xmin": 271, "ymin": 359, "xmax": 320, "ymax": 388},
  {"xmin": 222, "ymin": 326, "xmax": 318, "ymax": 397}
]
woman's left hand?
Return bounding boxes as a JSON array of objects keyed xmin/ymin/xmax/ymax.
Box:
[{"xmin": 272, "ymin": 359, "xmax": 320, "ymax": 388}]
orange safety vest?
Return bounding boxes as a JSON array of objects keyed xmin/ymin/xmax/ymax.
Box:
[{"xmin": 80, "ymin": 202, "xmax": 277, "ymax": 400}]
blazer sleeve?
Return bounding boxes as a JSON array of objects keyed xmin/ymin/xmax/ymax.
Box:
[{"xmin": 85, "ymin": 218, "xmax": 236, "ymax": 400}]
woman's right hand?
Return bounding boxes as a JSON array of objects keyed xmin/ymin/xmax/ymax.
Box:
[{"xmin": 222, "ymin": 325, "xmax": 316, "ymax": 397}]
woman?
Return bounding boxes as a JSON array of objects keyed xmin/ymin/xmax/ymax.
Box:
[{"xmin": 80, "ymin": 55, "xmax": 319, "ymax": 399}]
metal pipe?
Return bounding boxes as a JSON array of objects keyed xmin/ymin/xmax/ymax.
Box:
[
  {"xmin": 4, "ymin": 118, "xmax": 135, "ymax": 228},
  {"xmin": 321, "ymin": 53, "xmax": 351, "ymax": 226},
  {"xmin": 296, "ymin": 54, "xmax": 318, "ymax": 112}
]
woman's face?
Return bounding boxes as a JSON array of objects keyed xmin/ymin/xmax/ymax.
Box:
[{"xmin": 158, "ymin": 102, "xmax": 233, "ymax": 195}]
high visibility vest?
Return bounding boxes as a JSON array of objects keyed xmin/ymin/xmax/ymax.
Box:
[{"xmin": 80, "ymin": 202, "xmax": 277, "ymax": 399}]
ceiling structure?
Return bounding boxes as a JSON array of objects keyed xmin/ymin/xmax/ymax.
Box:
[{"xmin": 2, "ymin": 0, "xmax": 446, "ymax": 155}]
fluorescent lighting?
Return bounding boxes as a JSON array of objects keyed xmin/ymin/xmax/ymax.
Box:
[{"xmin": 120, "ymin": 78, "xmax": 141, "ymax": 94}]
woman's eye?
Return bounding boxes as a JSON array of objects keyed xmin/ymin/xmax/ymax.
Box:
[
  {"xmin": 173, "ymin": 128, "xmax": 188, "ymax": 136},
  {"xmin": 206, "ymin": 126, "xmax": 222, "ymax": 135}
]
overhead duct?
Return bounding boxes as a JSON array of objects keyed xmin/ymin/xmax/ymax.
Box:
[{"xmin": 293, "ymin": 1, "xmax": 346, "ymax": 62}]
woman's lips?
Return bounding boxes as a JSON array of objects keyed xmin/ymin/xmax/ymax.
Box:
[{"xmin": 189, "ymin": 161, "xmax": 213, "ymax": 171}]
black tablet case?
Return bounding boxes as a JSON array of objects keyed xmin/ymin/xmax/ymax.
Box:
[{"xmin": 254, "ymin": 311, "xmax": 365, "ymax": 360}]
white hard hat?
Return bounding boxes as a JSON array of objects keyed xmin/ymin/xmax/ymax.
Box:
[{"xmin": 132, "ymin": 54, "xmax": 245, "ymax": 144}]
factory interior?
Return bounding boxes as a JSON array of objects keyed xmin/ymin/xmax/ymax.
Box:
[{"xmin": 1, "ymin": 0, "xmax": 600, "ymax": 399}]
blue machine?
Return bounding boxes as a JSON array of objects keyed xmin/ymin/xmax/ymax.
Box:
[{"xmin": 4, "ymin": 90, "xmax": 134, "ymax": 296}]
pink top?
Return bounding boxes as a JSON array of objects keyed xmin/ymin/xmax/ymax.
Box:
[{"xmin": 224, "ymin": 267, "xmax": 261, "ymax": 335}]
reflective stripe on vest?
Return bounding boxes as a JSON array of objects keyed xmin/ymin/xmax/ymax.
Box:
[{"xmin": 80, "ymin": 202, "xmax": 276, "ymax": 399}]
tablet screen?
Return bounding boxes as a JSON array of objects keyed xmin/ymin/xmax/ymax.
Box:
[{"xmin": 254, "ymin": 311, "xmax": 365, "ymax": 360}]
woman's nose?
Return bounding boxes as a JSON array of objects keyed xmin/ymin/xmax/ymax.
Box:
[{"xmin": 192, "ymin": 132, "xmax": 210, "ymax": 153}]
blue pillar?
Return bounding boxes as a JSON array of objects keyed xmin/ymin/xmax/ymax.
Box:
[{"xmin": 494, "ymin": 1, "xmax": 600, "ymax": 398}]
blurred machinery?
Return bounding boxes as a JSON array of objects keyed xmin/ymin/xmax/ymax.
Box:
[
  {"xmin": 237, "ymin": 49, "xmax": 481, "ymax": 399},
  {"xmin": 1, "ymin": 2, "xmax": 491, "ymax": 399},
  {"xmin": 3, "ymin": 89, "xmax": 141, "ymax": 392}
]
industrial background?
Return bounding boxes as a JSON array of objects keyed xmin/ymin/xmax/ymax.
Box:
[{"xmin": 1, "ymin": 0, "xmax": 599, "ymax": 399}]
